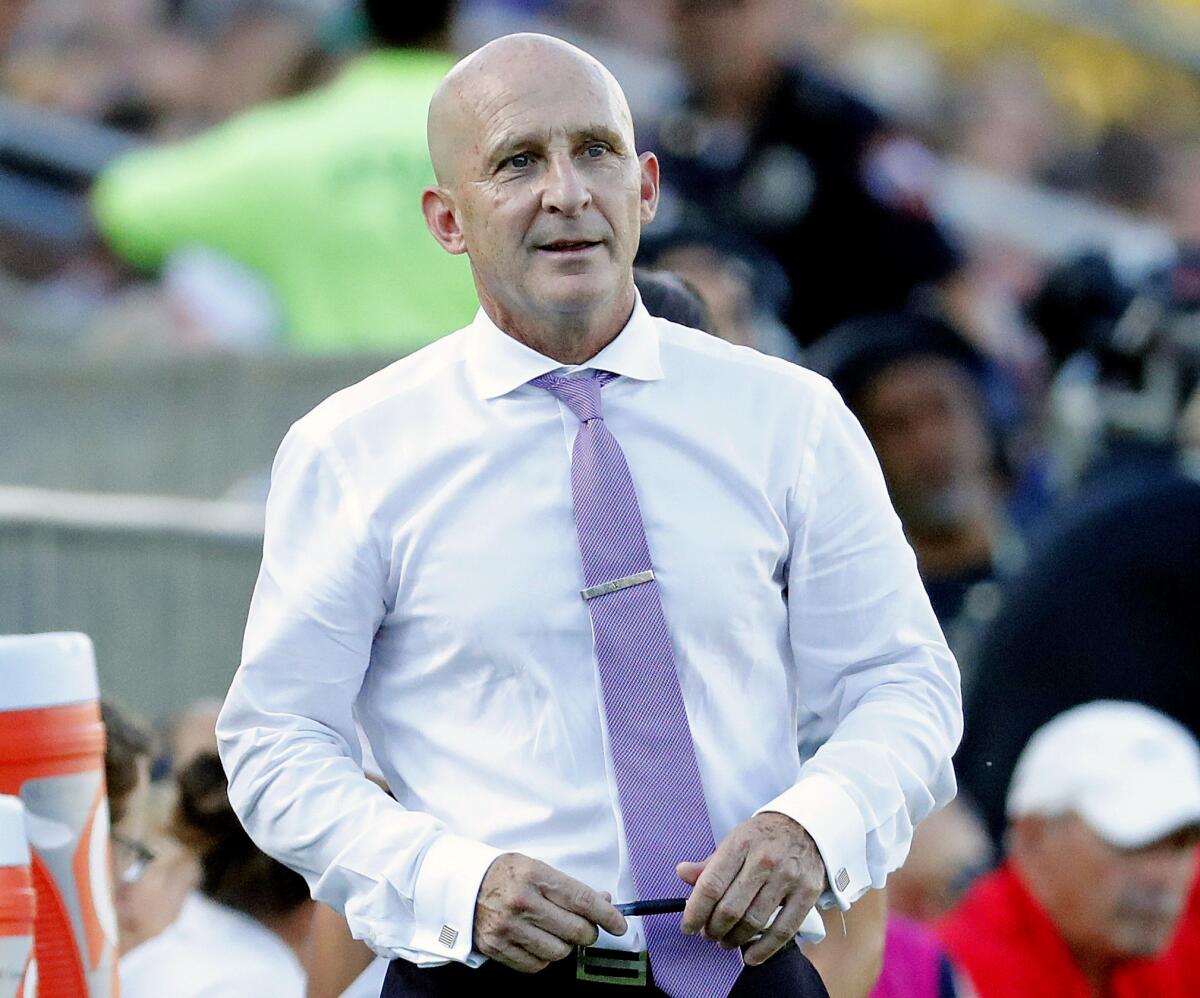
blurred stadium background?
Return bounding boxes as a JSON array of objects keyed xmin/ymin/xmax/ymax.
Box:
[
  {"xmin": 2, "ymin": 0, "xmax": 1198, "ymax": 818},
  {"xmin": 6, "ymin": 3, "xmax": 1200, "ymax": 993}
]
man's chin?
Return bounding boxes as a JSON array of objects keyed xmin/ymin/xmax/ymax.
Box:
[
  {"xmin": 532, "ymin": 274, "xmax": 622, "ymax": 313},
  {"xmin": 1113, "ymin": 920, "xmax": 1181, "ymax": 959}
]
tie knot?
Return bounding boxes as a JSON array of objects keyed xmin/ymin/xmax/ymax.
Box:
[{"xmin": 531, "ymin": 371, "xmax": 615, "ymax": 423}]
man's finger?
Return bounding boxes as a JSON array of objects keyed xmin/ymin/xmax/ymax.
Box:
[
  {"xmin": 528, "ymin": 903, "xmax": 601, "ymax": 948},
  {"xmin": 704, "ymin": 861, "xmax": 771, "ymax": 942},
  {"xmin": 724, "ymin": 878, "xmax": 788, "ymax": 949},
  {"xmin": 491, "ymin": 939, "xmax": 552, "ymax": 975},
  {"xmin": 676, "ymin": 859, "xmax": 705, "ymax": 886},
  {"xmin": 680, "ymin": 845, "xmax": 746, "ymax": 936},
  {"xmin": 540, "ymin": 874, "xmax": 628, "ymax": 937},
  {"xmin": 741, "ymin": 892, "xmax": 811, "ymax": 967},
  {"xmin": 508, "ymin": 920, "xmax": 576, "ymax": 965}
]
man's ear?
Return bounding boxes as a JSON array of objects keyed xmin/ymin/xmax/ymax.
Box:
[
  {"xmin": 422, "ymin": 187, "xmax": 467, "ymax": 255},
  {"xmin": 638, "ymin": 152, "xmax": 660, "ymax": 226}
]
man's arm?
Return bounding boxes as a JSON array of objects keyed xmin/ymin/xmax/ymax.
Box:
[
  {"xmin": 681, "ymin": 378, "xmax": 962, "ymax": 961},
  {"xmin": 807, "ymin": 888, "xmax": 889, "ymax": 998},
  {"xmin": 217, "ymin": 424, "xmax": 504, "ymax": 965},
  {"xmin": 218, "ymin": 424, "xmax": 624, "ymax": 969}
]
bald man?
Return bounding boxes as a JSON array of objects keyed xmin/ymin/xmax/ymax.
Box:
[{"xmin": 217, "ymin": 34, "xmax": 961, "ymax": 998}]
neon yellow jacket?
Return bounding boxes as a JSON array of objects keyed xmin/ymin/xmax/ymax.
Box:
[{"xmin": 93, "ymin": 49, "xmax": 478, "ymax": 354}]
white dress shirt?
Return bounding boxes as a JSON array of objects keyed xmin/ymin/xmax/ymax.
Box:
[
  {"xmin": 120, "ymin": 892, "xmax": 305, "ymax": 998},
  {"xmin": 217, "ymin": 297, "xmax": 962, "ymax": 968}
]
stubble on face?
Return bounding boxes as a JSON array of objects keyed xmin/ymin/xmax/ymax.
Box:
[{"xmin": 1016, "ymin": 815, "xmax": 1195, "ymax": 967}]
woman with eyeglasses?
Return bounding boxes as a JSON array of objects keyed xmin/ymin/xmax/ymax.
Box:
[
  {"xmin": 103, "ymin": 699, "xmax": 170, "ymax": 955},
  {"xmin": 120, "ymin": 751, "xmax": 316, "ymax": 997}
]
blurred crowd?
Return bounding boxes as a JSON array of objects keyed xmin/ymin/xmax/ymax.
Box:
[{"xmin": 4, "ymin": 0, "xmax": 1200, "ymax": 996}]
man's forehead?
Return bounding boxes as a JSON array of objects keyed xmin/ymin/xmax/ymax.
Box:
[
  {"xmin": 464, "ymin": 74, "xmax": 631, "ymax": 159},
  {"xmin": 428, "ymin": 34, "xmax": 634, "ymax": 182},
  {"xmin": 469, "ymin": 62, "xmax": 628, "ymax": 129}
]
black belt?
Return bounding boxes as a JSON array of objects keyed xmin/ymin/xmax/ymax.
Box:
[{"xmin": 381, "ymin": 942, "xmax": 830, "ymax": 997}]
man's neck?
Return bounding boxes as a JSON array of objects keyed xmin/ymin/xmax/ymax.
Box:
[
  {"xmin": 1071, "ymin": 948, "xmax": 1116, "ymax": 998},
  {"xmin": 481, "ymin": 285, "xmax": 636, "ymax": 365}
]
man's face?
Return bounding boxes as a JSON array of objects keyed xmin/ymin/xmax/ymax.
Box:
[
  {"xmin": 857, "ymin": 356, "xmax": 993, "ymax": 533},
  {"xmin": 442, "ymin": 59, "xmax": 657, "ymax": 325},
  {"xmin": 1014, "ymin": 814, "xmax": 1199, "ymax": 962}
]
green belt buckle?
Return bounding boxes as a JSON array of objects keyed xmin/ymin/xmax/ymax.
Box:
[{"xmin": 575, "ymin": 946, "xmax": 649, "ymax": 986}]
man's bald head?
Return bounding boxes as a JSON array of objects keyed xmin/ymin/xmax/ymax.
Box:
[
  {"xmin": 419, "ymin": 32, "xmax": 659, "ymax": 360},
  {"xmin": 427, "ymin": 33, "xmax": 635, "ymax": 187}
]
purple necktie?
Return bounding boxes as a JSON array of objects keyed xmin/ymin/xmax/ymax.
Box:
[{"xmin": 531, "ymin": 371, "xmax": 743, "ymax": 998}]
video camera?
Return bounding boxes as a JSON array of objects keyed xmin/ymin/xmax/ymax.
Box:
[{"xmin": 1030, "ymin": 247, "xmax": 1200, "ymax": 452}]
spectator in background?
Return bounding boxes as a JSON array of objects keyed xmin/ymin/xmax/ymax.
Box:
[
  {"xmin": 861, "ymin": 799, "xmax": 992, "ymax": 998},
  {"xmin": 887, "ymin": 799, "xmax": 993, "ymax": 925},
  {"xmin": 958, "ymin": 238, "xmax": 1200, "ymax": 839},
  {"xmin": 805, "ymin": 887, "xmax": 973, "ymax": 998},
  {"xmin": 870, "ymin": 916, "xmax": 967, "ymax": 998},
  {"xmin": 809, "ymin": 311, "xmax": 1020, "ymax": 687},
  {"xmin": 640, "ymin": 234, "xmax": 799, "ymax": 360},
  {"xmin": 91, "ymin": 0, "xmax": 479, "ymax": 354},
  {"xmin": 650, "ymin": 0, "xmax": 958, "ymax": 347},
  {"xmin": 633, "ymin": 267, "xmax": 713, "ymax": 334},
  {"xmin": 806, "ymin": 890, "xmax": 888, "ymax": 998},
  {"xmin": 121, "ymin": 752, "xmax": 316, "ymax": 998},
  {"xmin": 807, "ymin": 798, "xmax": 990, "ymax": 998},
  {"xmin": 940, "ymin": 702, "xmax": 1200, "ymax": 997},
  {"xmin": 102, "ymin": 699, "xmax": 157, "ymax": 954},
  {"xmin": 162, "ymin": 697, "xmax": 222, "ymax": 776},
  {"xmin": 954, "ymin": 469, "xmax": 1200, "ymax": 844}
]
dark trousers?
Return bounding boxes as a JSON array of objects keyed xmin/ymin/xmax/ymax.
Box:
[{"xmin": 381, "ymin": 943, "xmax": 830, "ymax": 997}]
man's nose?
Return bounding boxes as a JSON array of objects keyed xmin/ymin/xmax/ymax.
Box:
[{"xmin": 541, "ymin": 154, "xmax": 591, "ymax": 216}]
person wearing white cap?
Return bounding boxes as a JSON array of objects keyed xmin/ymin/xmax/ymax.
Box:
[{"xmin": 938, "ymin": 701, "xmax": 1200, "ymax": 998}]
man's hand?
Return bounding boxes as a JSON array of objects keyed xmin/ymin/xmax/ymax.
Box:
[
  {"xmin": 473, "ymin": 853, "xmax": 628, "ymax": 973},
  {"xmin": 678, "ymin": 812, "xmax": 827, "ymax": 966}
]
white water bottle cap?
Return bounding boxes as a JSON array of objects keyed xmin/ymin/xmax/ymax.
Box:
[{"xmin": 0, "ymin": 633, "xmax": 100, "ymax": 711}]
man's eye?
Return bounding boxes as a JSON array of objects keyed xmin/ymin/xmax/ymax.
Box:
[
  {"xmin": 507, "ymin": 153, "xmax": 531, "ymax": 169},
  {"xmin": 585, "ymin": 144, "xmax": 607, "ymax": 158}
]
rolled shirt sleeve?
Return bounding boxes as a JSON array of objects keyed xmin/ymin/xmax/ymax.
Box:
[
  {"xmin": 759, "ymin": 380, "xmax": 963, "ymax": 910},
  {"xmin": 216, "ymin": 424, "xmax": 502, "ymax": 966}
]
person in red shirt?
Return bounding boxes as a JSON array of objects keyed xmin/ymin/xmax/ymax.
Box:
[{"xmin": 939, "ymin": 701, "xmax": 1200, "ymax": 997}]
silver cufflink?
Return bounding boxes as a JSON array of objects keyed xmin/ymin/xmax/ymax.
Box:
[
  {"xmin": 835, "ymin": 868, "xmax": 850, "ymax": 892},
  {"xmin": 438, "ymin": 925, "xmax": 458, "ymax": 948}
]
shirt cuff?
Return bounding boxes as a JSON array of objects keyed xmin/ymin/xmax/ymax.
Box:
[
  {"xmin": 755, "ymin": 772, "xmax": 870, "ymax": 911},
  {"xmin": 410, "ymin": 832, "xmax": 506, "ymax": 966}
]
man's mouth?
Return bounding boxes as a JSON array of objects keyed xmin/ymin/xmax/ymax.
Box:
[{"xmin": 538, "ymin": 239, "xmax": 602, "ymax": 254}]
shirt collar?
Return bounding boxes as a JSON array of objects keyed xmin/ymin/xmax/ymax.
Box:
[{"xmin": 464, "ymin": 292, "xmax": 664, "ymax": 400}]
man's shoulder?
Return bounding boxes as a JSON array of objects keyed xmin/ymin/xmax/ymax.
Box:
[
  {"xmin": 653, "ymin": 316, "xmax": 835, "ymax": 401},
  {"xmin": 293, "ymin": 327, "xmax": 470, "ymax": 442}
]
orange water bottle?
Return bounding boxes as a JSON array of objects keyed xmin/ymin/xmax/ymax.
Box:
[
  {"xmin": 0, "ymin": 634, "xmax": 116, "ymax": 997},
  {"xmin": 0, "ymin": 795, "xmax": 37, "ymax": 997}
]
